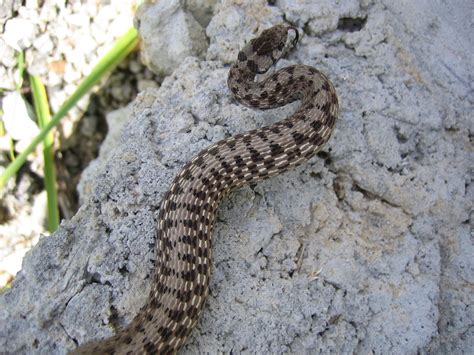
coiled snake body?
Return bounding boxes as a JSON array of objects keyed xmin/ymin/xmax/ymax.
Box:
[{"xmin": 73, "ymin": 24, "xmax": 338, "ymax": 354}]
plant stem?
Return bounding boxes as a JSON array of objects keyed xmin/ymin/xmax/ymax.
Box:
[{"xmin": 31, "ymin": 75, "xmax": 59, "ymax": 232}]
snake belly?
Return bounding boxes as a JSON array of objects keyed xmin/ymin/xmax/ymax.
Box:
[{"xmin": 71, "ymin": 24, "xmax": 338, "ymax": 354}]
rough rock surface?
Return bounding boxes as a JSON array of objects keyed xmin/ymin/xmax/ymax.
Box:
[
  {"xmin": 1, "ymin": 0, "xmax": 472, "ymax": 354},
  {"xmin": 136, "ymin": 0, "xmax": 208, "ymax": 77}
]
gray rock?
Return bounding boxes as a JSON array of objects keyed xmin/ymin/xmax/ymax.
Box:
[
  {"xmin": 186, "ymin": 0, "xmax": 218, "ymax": 28},
  {"xmin": 1, "ymin": 0, "xmax": 472, "ymax": 354},
  {"xmin": 77, "ymin": 106, "xmax": 131, "ymax": 204},
  {"xmin": 278, "ymin": 0, "xmax": 363, "ymax": 35},
  {"xmin": 0, "ymin": 0, "xmax": 21, "ymax": 28},
  {"xmin": 136, "ymin": 0, "xmax": 208, "ymax": 76}
]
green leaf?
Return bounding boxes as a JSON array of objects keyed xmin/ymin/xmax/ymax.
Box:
[{"xmin": 30, "ymin": 75, "xmax": 59, "ymax": 232}]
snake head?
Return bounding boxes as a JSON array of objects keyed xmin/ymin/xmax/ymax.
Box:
[{"xmin": 238, "ymin": 24, "xmax": 299, "ymax": 75}]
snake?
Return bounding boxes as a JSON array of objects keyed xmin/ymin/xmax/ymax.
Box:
[{"xmin": 72, "ymin": 24, "xmax": 338, "ymax": 354}]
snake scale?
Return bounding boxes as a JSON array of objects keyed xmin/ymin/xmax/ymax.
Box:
[{"xmin": 72, "ymin": 24, "xmax": 338, "ymax": 354}]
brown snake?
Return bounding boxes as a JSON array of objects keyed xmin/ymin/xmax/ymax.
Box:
[{"xmin": 72, "ymin": 24, "xmax": 338, "ymax": 354}]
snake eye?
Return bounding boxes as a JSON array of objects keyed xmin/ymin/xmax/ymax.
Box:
[{"xmin": 287, "ymin": 26, "xmax": 299, "ymax": 47}]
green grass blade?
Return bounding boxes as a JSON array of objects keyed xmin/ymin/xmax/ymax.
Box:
[
  {"xmin": 0, "ymin": 27, "xmax": 139, "ymax": 188},
  {"xmin": 16, "ymin": 50, "xmax": 25, "ymax": 90},
  {"xmin": 30, "ymin": 75, "xmax": 59, "ymax": 232}
]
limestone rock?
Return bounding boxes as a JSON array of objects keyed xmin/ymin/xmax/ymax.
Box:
[{"xmin": 136, "ymin": 0, "xmax": 208, "ymax": 76}]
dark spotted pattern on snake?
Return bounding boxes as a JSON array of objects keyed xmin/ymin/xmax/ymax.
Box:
[{"xmin": 71, "ymin": 24, "xmax": 338, "ymax": 354}]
